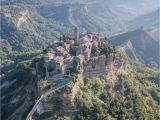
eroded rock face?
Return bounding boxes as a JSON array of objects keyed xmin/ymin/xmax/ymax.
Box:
[
  {"xmin": 42, "ymin": 31, "xmax": 129, "ymax": 113},
  {"xmin": 0, "ymin": 13, "xmax": 17, "ymax": 33},
  {"xmin": 83, "ymin": 51, "xmax": 128, "ymax": 82},
  {"xmin": 67, "ymin": 74, "xmax": 84, "ymax": 103},
  {"xmin": 62, "ymin": 52, "xmax": 128, "ymax": 113},
  {"xmin": 16, "ymin": 10, "xmax": 29, "ymax": 30},
  {"xmin": 1, "ymin": 7, "xmax": 30, "ymax": 33}
]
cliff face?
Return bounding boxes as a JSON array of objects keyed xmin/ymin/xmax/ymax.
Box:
[
  {"xmin": 84, "ymin": 51, "xmax": 128, "ymax": 84},
  {"xmin": 1, "ymin": 7, "xmax": 30, "ymax": 33},
  {"xmin": 39, "ymin": 31, "xmax": 129, "ymax": 114},
  {"xmin": 66, "ymin": 50, "xmax": 128, "ymax": 108},
  {"xmin": 109, "ymin": 29, "xmax": 159, "ymax": 67},
  {"xmin": 21, "ymin": 31, "xmax": 129, "ymax": 119},
  {"xmin": 12, "ymin": 30, "xmax": 158, "ymax": 120}
]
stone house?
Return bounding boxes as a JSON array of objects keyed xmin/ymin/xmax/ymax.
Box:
[
  {"xmin": 44, "ymin": 28, "xmax": 110, "ymax": 80},
  {"xmin": 75, "ymin": 54, "xmax": 85, "ymax": 73}
]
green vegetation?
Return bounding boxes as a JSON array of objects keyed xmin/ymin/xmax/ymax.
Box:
[
  {"xmin": 1, "ymin": 1, "xmax": 159, "ymax": 120},
  {"xmin": 75, "ymin": 71, "xmax": 159, "ymax": 120},
  {"xmin": 109, "ymin": 29, "xmax": 159, "ymax": 67},
  {"xmin": 91, "ymin": 44, "xmax": 116, "ymax": 57},
  {"xmin": 45, "ymin": 63, "xmax": 160, "ymax": 120},
  {"xmin": 0, "ymin": 5, "xmax": 73, "ymax": 64},
  {"xmin": 33, "ymin": 112, "xmax": 53, "ymax": 120},
  {"xmin": 70, "ymin": 47, "xmax": 77, "ymax": 56},
  {"xmin": 59, "ymin": 34, "xmax": 70, "ymax": 42},
  {"xmin": 1, "ymin": 42, "xmax": 159, "ymax": 120},
  {"xmin": 1, "ymin": 53, "xmax": 45, "ymax": 120}
]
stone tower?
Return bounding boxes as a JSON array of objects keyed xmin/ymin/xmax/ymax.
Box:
[{"xmin": 74, "ymin": 27, "xmax": 79, "ymax": 45}]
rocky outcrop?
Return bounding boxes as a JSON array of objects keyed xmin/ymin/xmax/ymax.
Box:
[
  {"xmin": 1, "ymin": 7, "xmax": 30, "ymax": 32},
  {"xmin": 16, "ymin": 10, "xmax": 29, "ymax": 30},
  {"xmin": 41, "ymin": 30, "xmax": 128, "ymax": 115},
  {"xmin": 109, "ymin": 28, "xmax": 159, "ymax": 66}
]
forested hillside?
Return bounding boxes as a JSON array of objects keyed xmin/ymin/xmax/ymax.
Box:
[
  {"xmin": 109, "ymin": 28, "xmax": 159, "ymax": 67},
  {"xmin": 1, "ymin": 0, "xmax": 158, "ymax": 63},
  {"xmin": 0, "ymin": 1, "xmax": 159, "ymax": 120},
  {"xmin": 1, "ymin": 54, "xmax": 159, "ymax": 120}
]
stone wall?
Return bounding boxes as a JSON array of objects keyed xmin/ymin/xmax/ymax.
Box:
[{"xmin": 83, "ymin": 52, "xmax": 128, "ymax": 84}]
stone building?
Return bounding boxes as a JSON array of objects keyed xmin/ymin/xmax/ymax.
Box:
[
  {"xmin": 44, "ymin": 28, "xmax": 111, "ymax": 80},
  {"xmin": 74, "ymin": 28, "xmax": 79, "ymax": 45},
  {"xmin": 75, "ymin": 54, "xmax": 85, "ymax": 73}
]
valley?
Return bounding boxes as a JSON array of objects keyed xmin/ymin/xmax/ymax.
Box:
[
  {"xmin": 0, "ymin": 0, "xmax": 159, "ymax": 120},
  {"xmin": 1, "ymin": 0, "xmax": 159, "ymax": 63}
]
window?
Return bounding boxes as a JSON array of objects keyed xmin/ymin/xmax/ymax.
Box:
[{"xmin": 92, "ymin": 65, "xmax": 95, "ymax": 69}]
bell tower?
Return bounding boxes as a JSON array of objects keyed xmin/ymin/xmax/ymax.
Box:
[{"xmin": 74, "ymin": 27, "xmax": 79, "ymax": 45}]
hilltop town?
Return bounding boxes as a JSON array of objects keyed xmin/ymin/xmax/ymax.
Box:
[
  {"xmin": 1, "ymin": 0, "xmax": 159, "ymax": 119},
  {"xmin": 25, "ymin": 29, "xmax": 129, "ymax": 120},
  {"xmin": 44, "ymin": 28, "xmax": 128, "ymax": 83}
]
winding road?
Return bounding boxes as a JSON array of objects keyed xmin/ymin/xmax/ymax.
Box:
[{"xmin": 26, "ymin": 80, "xmax": 71, "ymax": 120}]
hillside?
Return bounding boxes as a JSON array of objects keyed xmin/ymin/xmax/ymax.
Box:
[
  {"xmin": 1, "ymin": 0, "xmax": 159, "ymax": 120},
  {"xmin": 109, "ymin": 28, "xmax": 159, "ymax": 67},
  {"xmin": 0, "ymin": 0, "xmax": 159, "ymax": 62},
  {"xmin": 127, "ymin": 9, "xmax": 159, "ymax": 30},
  {"xmin": 0, "ymin": 5, "xmax": 72, "ymax": 62},
  {"xmin": 127, "ymin": 9, "xmax": 159, "ymax": 40},
  {"xmin": 1, "ymin": 58, "xmax": 160, "ymax": 120},
  {"xmin": 1, "ymin": 35, "xmax": 159, "ymax": 120},
  {"xmin": 1, "ymin": 31, "xmax": 125, "ymax": 120},
  {"xmin": 1, "ymin": 54, "xmax": 44, "ymax": 120}
]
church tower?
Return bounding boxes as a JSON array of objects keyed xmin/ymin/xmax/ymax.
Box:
[{"xmin": 74, "ymin": 27, "xmax": 79, "ymax": 45}]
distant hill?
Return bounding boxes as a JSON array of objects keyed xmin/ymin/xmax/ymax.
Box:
[
  {"xmin": 127, "ymin": 9, "xmax": 159, "ymax": 41},
  {"xmin": 1, "ymin": 1, "xmax": 160, "ymax": 120},
  {"xmin": 109, "ymin": 28, "xmax": 159, "ymax": 67},
  {"xmin": 0, "ymin": 5, "xmax": 72, "ymax": 61},
  {"xmin": 1, "ymin": 0, "xmax": 159, "ymax": 35},
  {"xmin": 127, "ymin": 9, "xmax": 159, "ymax": 30},
  {"xmin": 36, "ymin": 4, "xmax": 112, "ymax": 33},
  {"xmin": 0, "ymin": 0, "xmax": 159, "ymax": 61}
]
